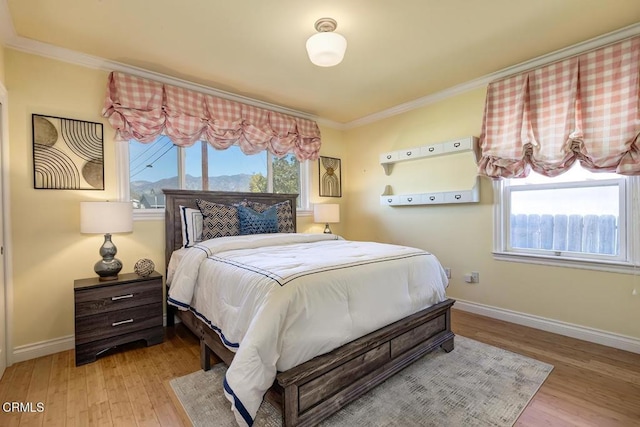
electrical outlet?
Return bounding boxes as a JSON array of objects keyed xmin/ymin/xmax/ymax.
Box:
[
  {"xmin": 444, "ymin": 268, "xmax": 451, "ymax": 279},
  {"xmin": 471, "ymin": 271, "xmax": 479, "ymax": 283}
]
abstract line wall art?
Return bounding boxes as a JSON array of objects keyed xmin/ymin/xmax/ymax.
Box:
[
  {"xmin": 32, "ymin": 114, "xmax": 104, "ymax": 190},
  {"xmin": 319, "ymin": 156, "xmax": 341, "ymax": 197}
]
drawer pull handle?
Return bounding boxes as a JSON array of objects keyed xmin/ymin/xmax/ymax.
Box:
[
  {"xmin": 386, "ymin": 154, "xmax": 392, "ymax": 159},
  {"xmin": 112, "ymin": 319, "xmax": 134, "ymax": 327},
  {"xmin": 406, "ymin": 151, "xmax": 412, "ymax": 156},
  {"xmin": 428, "ymin": 147, "xmax": 435, "ymax": 152},
  {"xmin": 111, "ymin": 294, "xmax": 134, "ymax": 301},
  {"xmin": 429, "ymin": 196, "xmax": 436, "ymax": 201},
  {"xmin": 454, "ymin": 142, "xmax": 461, "ymax": 148},
  {"xmin": 407, "ymin": 197, "xmax": 413, "ymax": 202},
  {"xmin": 387, "ymin": 198, "xmax": 393, "ymax": 203},
  {"xmin": 455, "ymin": 194, "xmax": 462, "ymax": 200}
]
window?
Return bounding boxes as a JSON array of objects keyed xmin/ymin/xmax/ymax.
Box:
[
  {"xmin": 494, "ymin": 163, "xmax": 639, "ymax": 272},
  {"xmin": 481, "ymin": 37, "xmax": 640, "ymax": 273},
  {"xmin": 122, "ymin": 136, "xmax": 309, "ymax": 217}
]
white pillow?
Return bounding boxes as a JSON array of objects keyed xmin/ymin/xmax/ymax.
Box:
[{"xmin": 180, "ymin": 205, "xmax": 204, "ymax": 247}]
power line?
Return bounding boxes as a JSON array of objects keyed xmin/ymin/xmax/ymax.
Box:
[
  {"xmin": 129, "ymin": 138, "xmax": 161, "ymax": 164},
  {"xmin": 130, "ymin": 137, "xmax": 173, "ymax": 170},
  {"xmin": 130, "ymin": 143, "xmax": 176, "ymax": 179}
]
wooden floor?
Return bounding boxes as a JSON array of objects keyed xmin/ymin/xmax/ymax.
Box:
[{"xmin": 0, "ymin": 309, "xmax": 639, "ymax": 426}]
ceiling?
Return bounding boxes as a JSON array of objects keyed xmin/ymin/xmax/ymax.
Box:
[{"xmin": 4, "ymin": 0, "xmax": 640, "ymax": 125}]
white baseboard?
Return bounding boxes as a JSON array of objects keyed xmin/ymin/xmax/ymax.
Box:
[
  {"xmin": 12, "ymin": 303, "xmax": 639, "ymax": 364},
  {"xmin": 453, "ymin": 299, "xmax": 640, "ymax": 354},
  {"xmin": 12, "ymin": 335, "xmax": 75, "ymax": 364},
  {"xmin": 10, "ymin": 314, "xmax": 171, "ymax": 365}
]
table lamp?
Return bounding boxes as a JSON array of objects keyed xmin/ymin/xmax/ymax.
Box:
[
  {"xmin": 313, "ymin": 203, "xmax": 340, "ymax": 234},
  {"xmin": 80, "ymin": 201, "xmax": 133, "ymax": 281}
]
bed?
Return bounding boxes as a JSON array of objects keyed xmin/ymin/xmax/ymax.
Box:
[{"xmin": 163, "ymin": 189, "xmax": 455, "ymax": 427}]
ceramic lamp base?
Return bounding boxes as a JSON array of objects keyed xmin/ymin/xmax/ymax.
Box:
[
  {"xmin": 95, "ymin": 258, "xmax": 123, "ymax": 281},
  {"xmin": 94, "ymin": 233, "xmax": 123, "ymax": 280}
]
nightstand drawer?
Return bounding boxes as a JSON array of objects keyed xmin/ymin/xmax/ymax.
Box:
[
  {"xmin": 75, "ymin": 279, "xmax": 162, "ymax": 318},
  {"xmin": 75, "ymin": 302, "xmax": 163, "ymax": 344}
]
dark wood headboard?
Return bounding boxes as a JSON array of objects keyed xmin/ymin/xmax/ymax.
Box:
[{"xmin": 162, "ymin": 189, "xmax": 298, "ymax": 271}]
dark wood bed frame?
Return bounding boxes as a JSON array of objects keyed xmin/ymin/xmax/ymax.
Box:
[{"xmin": 163, "ymin": 189, "xmax": 455, "ymax": 426}]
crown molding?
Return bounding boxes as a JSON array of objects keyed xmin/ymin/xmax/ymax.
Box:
[
  {"xmin": 343, "ymin": 22, "xmax": 640, "ymax": 130},
  {"xmin": 0, "ymin": 0, "xmax": 16, "ymax": 44},
  {"xmin": 3, "ymin": 31, "xmax": 347, "ymax": 129},
  {"xmin": 2, "ymin": 8, "xmax": 638, "ymax": 131}
]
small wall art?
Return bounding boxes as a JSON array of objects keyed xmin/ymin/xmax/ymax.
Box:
[
  {"xmin": 319, "ymin": 156, "xmax": 342, "ymax": 197},
  {"xmin": 32, "ymin": 114, "xmax": 104, "ymax": 190}
]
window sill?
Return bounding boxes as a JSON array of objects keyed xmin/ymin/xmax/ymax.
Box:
[
  {"xmin": 134, "ymin": 209, "xmax": 165, "ymax": 221},
  {"xmin": 493, "ymin": 251, "xmax": 640, "ymax": 275}
]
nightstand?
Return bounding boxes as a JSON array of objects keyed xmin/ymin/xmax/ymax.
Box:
[{"xmin": 74, "ymin": 271, "xmax": 164, "ymax": 366}]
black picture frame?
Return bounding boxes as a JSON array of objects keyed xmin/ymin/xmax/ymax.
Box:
[
  {"xmin": 32, "ymin": 114, "xmax": 104, "ymax": 190},
  {"xmin": 319, "ymin": 156, "xmax": 342, "ymax": 197}
]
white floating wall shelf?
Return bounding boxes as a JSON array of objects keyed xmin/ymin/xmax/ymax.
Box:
[
  {"xmin": 380, "ymin": 178, "xmax": 480, "ymax": 206},
  {"xmin": 379, "ymin": 136, "xmax": 478, "ymax": 176},
  {"xmin": 379, "ymin": 136, "xmax": 480, "ymax": 206}
]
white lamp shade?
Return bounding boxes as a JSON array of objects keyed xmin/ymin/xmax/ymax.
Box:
[
  {"xmin": 80, "ymin": 201, "xmax": 133, "ymax": 234},
  {"xmin": 314, "ymin": 204, "xmax": 340, "ymax": 223},
  {"xmin": 306, "ymin": 32, "xmax": 347, "ymax": 67}
]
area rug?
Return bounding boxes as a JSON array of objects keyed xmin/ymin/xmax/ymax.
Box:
[{"xmin": 169, "ymin": 336, "xmax": 553, "ymax": 427}]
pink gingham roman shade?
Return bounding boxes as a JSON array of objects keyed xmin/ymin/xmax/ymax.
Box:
[
  {"xmin": 102, "ymin": 72, "xmax": 322, "ymax": 161},
  {"xmin": 479, "ymin": 36, "xmax": 640, "ymax": 178}
]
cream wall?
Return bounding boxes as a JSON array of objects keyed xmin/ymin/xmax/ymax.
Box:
[
  {"xmin": 343, "ymin": 87, "xmax": 640, "ymax": 340},
  {"xmin": 308, "ymin": 125, "xmax": 347, "ymax": 236},
  {"xmin": 0, "ymin": 46, "xmax": 5, "ymax": 84},
  {"xmin": 5, "ymin": 49, "xmax": 347, "ymax": 349},
  {"xmin": 6, "ymin": 49, "xmax": 153, "ymax": 347},
  {"xmin": 292, "ymin": 124, "xmax": 347, "ymax": 236},
  {"xmin": 5, "ymin": 46, "xmax": 638, "ymax": 353}
]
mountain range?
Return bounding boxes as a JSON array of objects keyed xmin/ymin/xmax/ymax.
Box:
[{"xmin": 130, "ymin": 173, "xmax": 254, "ymax": 200}]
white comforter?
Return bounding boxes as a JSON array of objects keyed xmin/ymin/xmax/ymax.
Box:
[{"xmin": 167, "ymin": 233, "xmax": 448, "ymax": 427}]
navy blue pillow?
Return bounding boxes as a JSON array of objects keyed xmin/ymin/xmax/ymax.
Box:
[{"xmin": 237, "ymin": 205, "xmax": 278, "ymax": 235}]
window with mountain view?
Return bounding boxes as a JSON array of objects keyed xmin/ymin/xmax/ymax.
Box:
[{"xmin": 128, "ymin": 136, "xmax": 306, "ymax": 210}]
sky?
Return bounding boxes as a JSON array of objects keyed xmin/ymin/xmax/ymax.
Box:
[
  {"xmin": 511, "ymin": 185, "xmax": 619, "ymax": 216},
  {"xmin": 509, "ymin": 163, "xmax": 621, "ymax": 216},
  {"xmin": 129, "ymin": 136, "xmax": 268, "ymax": 182}
]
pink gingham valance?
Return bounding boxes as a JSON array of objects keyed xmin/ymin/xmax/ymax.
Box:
[
  {"xmin": 479, "ymin": 36, "xmax": 640, "ymax": 178},
  {"xmin": 102, "ymin": 72, "xmax": 322, "ymax": 160}
]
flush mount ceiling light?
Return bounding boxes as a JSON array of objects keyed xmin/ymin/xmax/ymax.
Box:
[{"xmin": 306, "ymin": 18, "xmax": 347, "ymax": 67}]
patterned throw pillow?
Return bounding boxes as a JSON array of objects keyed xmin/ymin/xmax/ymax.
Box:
[
  {"xmin": 196, "ymin": 199, "xmax": 240, "ymax": 240},
  {"xmin": 247, "ymin": 200, "xmax": 295, "ymax": 233},
  {"xmin": 179, "ymin": 205, "xmax": 204, "ymax": 247},
  {"xmin": 237, "ymin": 205, "xmax": 279, "ymax": 235}
]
